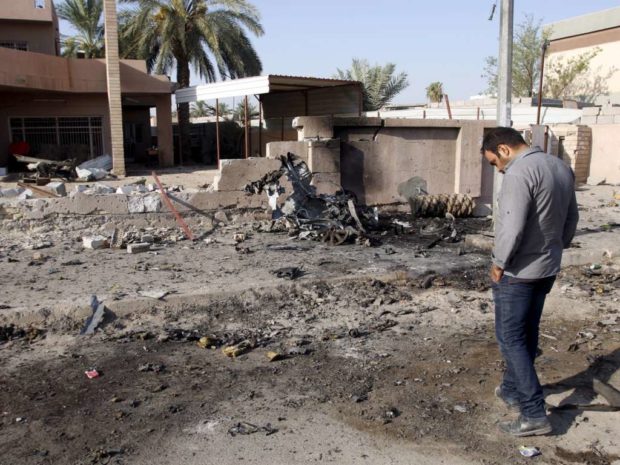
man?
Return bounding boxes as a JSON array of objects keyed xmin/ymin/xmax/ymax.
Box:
[{"xmin": 481, "ymin": 127, "xmax": 579, "ymax": 437}]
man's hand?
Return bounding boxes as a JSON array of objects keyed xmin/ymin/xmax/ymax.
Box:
[{"xmin": 490, "ymin": 264, "xmax": 504, "ymax": 283}]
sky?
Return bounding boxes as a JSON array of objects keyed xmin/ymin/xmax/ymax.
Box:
[
  {"xmin": 58, "ymin": 0, "xmax": 620, "ymax": 104},
  {"xmin": 246, "ymin": 0, "xmax": 620, "ymax": 103}
]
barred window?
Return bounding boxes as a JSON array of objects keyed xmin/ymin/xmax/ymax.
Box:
[
  {"xmin": 10, "ymin": 116, "xmax": 104, "ymax": 160},
  {"xmin": 0, "ymin": 41, "xmax": 29, "ymax": 51}
]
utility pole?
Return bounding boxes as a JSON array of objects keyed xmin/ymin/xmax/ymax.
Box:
[
  {"xmin": 493, "ymin": 0, "xmax": 513, "ymax": 226},
  {"xmin": 103, "ymin": 0, "xmax": 125, "ymax": 176}
]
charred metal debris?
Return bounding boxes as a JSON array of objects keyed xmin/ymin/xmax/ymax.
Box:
[
  {"xmin": 245, "ymin": 153, "xmax": 474, "ymax": 247},
  {"xmin": 245, "ymin": 153, "xmax": 379, "ymax": 246}
]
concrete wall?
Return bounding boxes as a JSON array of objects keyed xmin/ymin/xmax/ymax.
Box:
[
  {"xmin": 332, "ymin": 118, "xmax": 490, "ymax": 206},
  {"xmin": 0, "ymin": 20, "xmax": 58, "ymax": 55},
  {"xmin": 589, "ymin": 124, "xmax": 620, "ymax": 184}
]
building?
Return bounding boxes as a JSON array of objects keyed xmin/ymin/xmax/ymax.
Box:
[
  {"xmin": 0, "ymin": 0, "xmax": 174, "ymax": 171},
  {"xmin": 545, "ymin": 7, "xmax": 620, "ymax": 105}
]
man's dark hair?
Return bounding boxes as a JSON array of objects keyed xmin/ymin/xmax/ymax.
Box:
[{"xmin": 480, "ymin": 127, "xmax": 527, "ymax": 155}]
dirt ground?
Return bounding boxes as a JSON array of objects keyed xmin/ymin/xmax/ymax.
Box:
[{"xmin": 0, "ymin": 185, "xmax": 619, "ymax": 465}]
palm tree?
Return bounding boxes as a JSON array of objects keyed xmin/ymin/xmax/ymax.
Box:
[
  {"xmin": 426, "ymin": 82, "xmax": 444, "ymax": 103},
  {"xmin": 120, "ymin": 0, "xmax": 264, "ymax": 162},
  {"xmin": 191, "ymin": 100, "xmax": 210, "ymax": 118},
  {"xmin": 232, "ymin": 101, "xmax": 258, "ymax": 122},
  {"xmin": 57, "ymin": 0, "xmax": 105, "ymax": 58},
  {"xmin": 335, "ymin": 58, "xmax": 409, "ymax": 111}
]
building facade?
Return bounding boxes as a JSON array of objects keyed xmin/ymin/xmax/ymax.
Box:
[
  {"xmin": 545, "ymin": 7, "xmax": 620, "ymax": 105},
  {"xmin": 0, "ymin": 0, "xmax": 174, "ymax": 170}
]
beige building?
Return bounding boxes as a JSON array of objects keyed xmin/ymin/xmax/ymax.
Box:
[
  {"xmin": 0, "ymin": 0, "xmax": 174, "ymax": 170},
  {"xmin": 545, "ymin": 7, "xmax": 620, "ymax": 105}
]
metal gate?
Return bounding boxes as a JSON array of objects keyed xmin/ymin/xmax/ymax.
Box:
[{"xmin": 9, "ymin": 116, "xmax": 104, "ymax": 160}]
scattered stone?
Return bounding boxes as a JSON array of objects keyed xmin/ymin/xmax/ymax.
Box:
[
  {"xmin": 214, "ymin": 211, "xmax": 229, "ymax": 224},
  {"xmin": 138, "ymin": 289, "xmax": 169, "ymax": 300},
  {"xmin": 0, "ymin": 187, "xmax": 25, "ymax": 198},
  {"xmin": 233, "ymin": 232, "xmax": 246, "ymax": 243},
  {"xmin": 127, "ymin": 243, "xmax": 151, "ymax": 254},
  {"xmin": 454, "ymin": 404, "xmax": 468, "ymax": 413},
  {"xmin": 141, "ymin": 234, "xmax": 155, "ymax": 244},
  {"xmin": 83, "ymin": 235, "xmax": 108, "ymax": 250},
  {"xmin": 45, "ymin": 181, "xmax": 67, "ymax": 197}
]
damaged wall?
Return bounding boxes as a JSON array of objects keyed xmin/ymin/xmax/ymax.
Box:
[{"xmin": 268, "ymin": 117, "xmax": 493, "ymax": 212}]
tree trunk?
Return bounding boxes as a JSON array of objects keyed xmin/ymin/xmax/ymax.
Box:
[{"xmin": 176, "ymin": 59, "xmax": 191, "ymax": 165}]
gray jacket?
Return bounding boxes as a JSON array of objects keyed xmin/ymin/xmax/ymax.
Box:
[{"xmin": 493, "ymin": 147, "xmax": 579, "ymax": 279}]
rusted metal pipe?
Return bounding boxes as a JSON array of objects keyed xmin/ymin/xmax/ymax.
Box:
[{"xmin": 444, "ymin": 94, "xmax": 452, "ymax": 119}]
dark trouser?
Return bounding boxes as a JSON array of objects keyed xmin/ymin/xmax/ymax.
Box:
[{"xmin": 492, "ymin": 274, "xmax": 556, "ymax": 419}]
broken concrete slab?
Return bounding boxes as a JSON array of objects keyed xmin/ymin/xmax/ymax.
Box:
[
  {"xmin": 83, "ymin": 235, "xmax": 108, "ymax": 250},
  {"xmin": 128, "ymin": 194, "xmax": 162, "ymax": 214},
  {"xmin": 45, "ymin": 182, "xmax": 67, "ymax": 197},
  {"xmin": 0, "ymin": 187, "xmax": 25, "ymax": 198},
  {"xmin": 213, "ymin": 158, "xmax": 282, "ymax": 192}
]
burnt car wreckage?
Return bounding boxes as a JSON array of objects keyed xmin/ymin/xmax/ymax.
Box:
[{"xmin": 244, "ymin": 153, "xmax": 477, "ymax": 246}]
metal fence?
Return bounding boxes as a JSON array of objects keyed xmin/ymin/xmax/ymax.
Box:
[{"xmin": 9, "ymin": 116, "xmax": 104, "ymax": 161}]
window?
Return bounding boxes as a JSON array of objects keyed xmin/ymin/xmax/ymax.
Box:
[
  {"xmin": 0, "ymin": 41, "xmax": 29, "ymax": 51},
  {"xmin": 10, "ymin": 116, "xmax": 104, "ymax": 159}
]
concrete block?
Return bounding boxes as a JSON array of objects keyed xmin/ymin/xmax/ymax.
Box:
[
  {"xmin": 45, "ymin": 182, "xmax": 67, "ymax": 197},
  {"xmin": 127, "ymin": 243, "xmax": 151, "ymax": 254},
  {"xmin": 582, "ymin": 106, "xmax": 600, "ymax": 116},
  {"xmin": 83, "ymin": 235, "xmax": 108, "ymax": 249},
  {"xmin": 293, "ymin": 116, "xmax": 333, "ymax": 140},
  {"xmin": 311, "ymin": 172, "xmax": 341, "ymax": 195},
  {"xmin": 266, "ymin": 141, "xmax": 308, "ymax": 162},
  {"xmin": 597, "ymin": 116, "xmax": 614, "ymax": 124},
  {"xmin": 127, "ymin": 194, "xmax": 162, "ymax": 213},
  {"xmin": 308, "ymin": 139, "xmax": 341, "ymax": 174},
  {"xmin": 141, "ymin": 234, "xmax": 155, "ymax": 244},
  {"xmin": 214, "ymin": 157, "xmax": 282, "ymax": 192},
  {"xmin": 83, "ymin": 184, "xmax": 115, "ymax": 195}
]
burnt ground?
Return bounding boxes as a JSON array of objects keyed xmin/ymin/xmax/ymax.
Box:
[
  {"xmin": 1, "ymin": 265, "xmax": 619, "ymax": 465},
  {"xmin": 1, "ymin": 185, "xmax": 619, "ymax": 465}
]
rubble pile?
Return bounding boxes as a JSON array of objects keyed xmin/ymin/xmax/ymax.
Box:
[{"xmin": 245, "ymin": 153, "xmax": 379, "ymax": 245}]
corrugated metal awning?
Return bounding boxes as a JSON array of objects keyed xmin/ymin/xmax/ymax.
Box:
[{"xmin": 175, "ymin": 74, "xmax": 359, "ymax": 103}]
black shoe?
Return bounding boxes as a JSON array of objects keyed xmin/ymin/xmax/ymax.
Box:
[
  {"xmin": 498, "ymin": 415, "xmax": 552, "ymax": 437},
  {"xmin": 494, "ymin": 386, "xmax": 520, "ymax": 412}
]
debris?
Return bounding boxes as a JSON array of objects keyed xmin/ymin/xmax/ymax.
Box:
[
  {"xmin": 454, "ymin": 404, "xmax": 468, "ymax": 413},
  {"xmin": 85, "ymin": 369, "xmax": 100, "ymax": 379},
  {"xmin": 233, "ymin": 232, "xmax": 247, "ymax": 243},
  {"xmin": 61, "ymin": 259, "xmax": 84, "ymax": 266},
  {"xmin": 138, "ymin": 363, "xmax": 165, "ymax": 373},
  {"xmin": 214, "ymin": 211, "xmax": 230, "ymax": 224},
  {"xmin": 244, "ymin": 153, "xmax": 378, "ymax": 245},
  {"xmin": 272, "ymin": 266, "xmax": 304, "ymax": 280},
  {"xmin": 197, "ymin": 336, "xmax": 218, "ymax": 349},
  {"xmin": 80, "ymin": 295, "xmax": 107, "ymax": 335},
  {"xmin": 266, "ymin": 351, "xmax": 284, "ymax": 362},
  {"xmin": 45, "ymin": 181, "xmax": 67, "ymax": 197},
  {"xmin": 228, "ymin": 422, "xmax": 278, "ymax": 436},
  {"xmin": 383, "ymin": 407, "xmax": 401, "ymax": 423},
  {"xmin": 138, "ymin": 289, "xmax": 169, "ymax": 300},
  {"xmin": 222, "ymin": 340, "xmax": 254, "ymax": 358},
  {"xmin": 586, "ymin": 176, "xmax": 606, "ymax": 186},
  {"xmin": 518, "ymin": 446, "xmax": 541, "ymax": 458},
  {"xmin": 593, "ymin": 378, "xmax": 620, "ymax": 408},
  {"xmin": 83, "ymin": 235, "xmax": 108, "ymax": 250},
  {"xmin": 408, "ymin": 193, "xmax": 475, "ymax": 218},
  {"xmin": 0, "ymin": 187, "xmax": 25, "ymax": 198},
  {"xmin": 127, "ymin": 243, "xmax": 151, "ymax": 254},
  {"xmin": 0, "ymin": 324, "xmax": 44, "ymax": 344}
]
